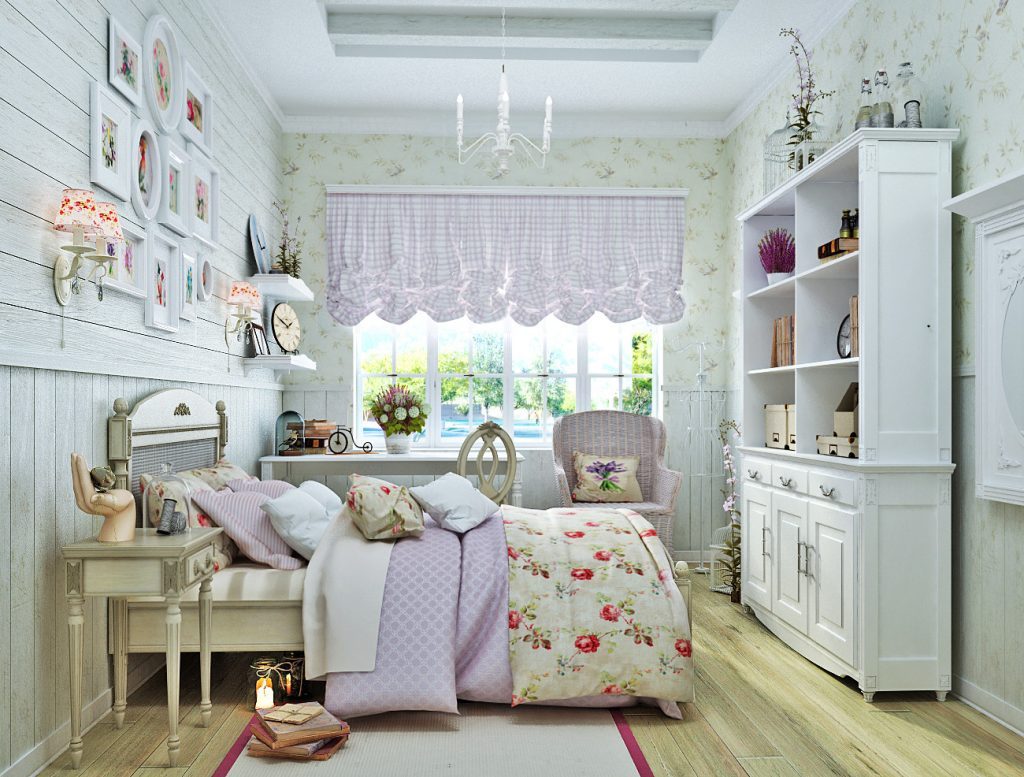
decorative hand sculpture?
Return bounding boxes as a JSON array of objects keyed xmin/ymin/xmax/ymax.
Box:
[{"xmin": 71, "ymin": 452, "xmax": 136, "ymax": 542}]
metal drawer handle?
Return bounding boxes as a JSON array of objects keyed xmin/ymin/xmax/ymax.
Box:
[
  {"xmin": 797, "ymin": 540, "xmax": 806, "ymax": 574},
  {"xmin": 819, "ymin": 485, "xmax": 836, "ymax": 498},
  {"xmin": 761, "ymin": 526, "xmax": 769, "ymax": 558},
  {"xmin": 747, "ymin": 469, "xmax": 760, "ymax": 480},
  {"xmin": 779, "ymin": 476, "xmax": 795, "ymax": 488},
  {"xmin": 804, "ymin": 543, "xmax": 815, "ymax": 580}
]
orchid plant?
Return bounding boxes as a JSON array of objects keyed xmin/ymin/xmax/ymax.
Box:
[
  {"xmin": 780, "ymin": 27, "xmax": 834, "ymax": 167},
  {"xmin": 369, "ymin": 384, "xmax": 430, "ymax": 437},
  {"xmin": 719, "ymin": 419, "xmax": 742, "ymax": 603}
]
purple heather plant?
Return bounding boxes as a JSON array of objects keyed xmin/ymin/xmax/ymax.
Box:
[{"xmin": 757, "ymin": 228, "xmax": 796, "ymax": 274}]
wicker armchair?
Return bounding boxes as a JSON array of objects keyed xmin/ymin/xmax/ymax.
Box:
[{"xmin": 552, "ymin": 410, "xmax": 683, "ymax": 552}]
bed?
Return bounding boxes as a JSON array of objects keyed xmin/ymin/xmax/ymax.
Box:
[{"xmin": 108, "ymin": 389, "xmax": 693, "ymax": 711}]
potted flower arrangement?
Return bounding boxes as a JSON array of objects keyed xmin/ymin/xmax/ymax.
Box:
[
  {"xmin": 758, "ymin": 227, "xmax": 796, "ymax": 284},
  {"xmin": 369, "ymin": 384, "xmax": 429, "ymax": 454}
]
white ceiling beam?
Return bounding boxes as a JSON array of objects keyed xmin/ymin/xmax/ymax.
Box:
[{"xmin": 323, "ymin": 1, "xmax": 738, "ymax": 15}]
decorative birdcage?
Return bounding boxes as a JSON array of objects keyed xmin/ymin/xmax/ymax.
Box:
[{"xmin": 763, "ymin": 111, "xmax": 795, "ymax": 195}]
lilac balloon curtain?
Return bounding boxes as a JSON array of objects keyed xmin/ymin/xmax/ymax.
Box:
[{"xmin": 325, "ymin": 192, "xmax": 686, "ymax": 327}]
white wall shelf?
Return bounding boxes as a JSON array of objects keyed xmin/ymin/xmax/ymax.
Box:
[
  {"xmin": 243, "ymin": 354, "xmax": 317, "ymax": 375},
  {"xmin": 250, "ymin": 274, "xmax": 314, "ymax": 302}
]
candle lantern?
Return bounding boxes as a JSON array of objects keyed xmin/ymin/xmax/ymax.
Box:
[
  {"xmin": 280, "ymin": 652, "xmax": 307, "ymax": 702},
  {"xmin": 248, "ymin": 657, "xmax": 280, "ymax": 710}
]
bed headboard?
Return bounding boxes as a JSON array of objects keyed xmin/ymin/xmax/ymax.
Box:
[{"xmin": 108, "ymin": 388, "xmax": 228, "ymax": 495}]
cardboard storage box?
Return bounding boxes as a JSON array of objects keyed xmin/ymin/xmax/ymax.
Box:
[
  {"xmin": 765, "ymin": 404, "xmax": 794, "ymax": 450},
  {"xmin": 787, "ymin": 405, "xmax": 797, "ymax": 449},
  {"xmin": 834, "ymin": 383, "xmax": 859, "ymax": 438},
  {"xmin": 816, "ymin": 434, "xmax": 859, "ymax": 459}
]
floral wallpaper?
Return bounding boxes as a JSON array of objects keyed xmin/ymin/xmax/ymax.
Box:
[{"xmin": 280, "ymin": 134, "xmax": 736, "ymax": 393}]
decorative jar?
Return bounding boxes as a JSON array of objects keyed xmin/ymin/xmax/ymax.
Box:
[
  {"xmin": 385, "ymin": 433, "xmax": 412, "ymax": 454},
  {"xmin": 248, "ymin": 657, "xmax": 281, "ymax": 710}
]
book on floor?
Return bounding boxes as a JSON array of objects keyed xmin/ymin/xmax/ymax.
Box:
[
  {"xmin": 251, "ymin": 704, "xmax": 349, "ymax": 750},
  {"xmin": 247, "ymin": 734, "xmax": 348, "ymax": 761}
]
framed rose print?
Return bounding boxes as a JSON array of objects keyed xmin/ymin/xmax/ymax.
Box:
[
  {"xmin": 180, "ymin": 61, "xmax": 213, "ymax": 153},
  {"xmin": 104, "ymin": 219, "xmax": 147, "ymax": 298},
  {"xmin": 145, "ymin": 230, "xmax": 180, "ymax": 332},
  {"xmin": 197, "ymin": 255, "xmax": 213, "ymax": 302},
  {"xmin": 180, "ymin": 250, "xmax": 197, "ymax": 321},
  {"xmin": 143, "ymin": 15, "xmax": 183, "ymax": 133},
  {"xmin": 158, "ymin": 135, "xmax": 190, "ymax": 236},
  {"xmin": 188, "ymin": 145, "xmax": 219, "ymax": 248},
  {"xmin": 130, "ymin": 119, "xmax": 163, "ymax": 222},
  {"xmin": 108, "ymin": 17, "xmax": 142, "ymax": 106},
  {"xmin": 89, "ymin": 82, "xmax": 131, "ymax": 200}
]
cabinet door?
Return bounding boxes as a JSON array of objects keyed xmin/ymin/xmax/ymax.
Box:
[
  {"xmin": 772, "ymin": 492, "xmax": 809, "ymax": 633},
  {"xmin": 742, "ymin": 483, "xmax": 772, "ymax": 610},
  {"xmin": 807, "ymin": 502, "xmax": 856, "ymax": 666}
]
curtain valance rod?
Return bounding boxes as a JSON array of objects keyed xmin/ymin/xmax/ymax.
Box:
[{"xmin": 326, "ymin": 184, "xmax": 688, "ymax": 199}]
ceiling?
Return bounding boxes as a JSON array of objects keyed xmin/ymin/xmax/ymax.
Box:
[{"xmin": 208, "ymin": 0, "xmax": 855, "ymax": 137}]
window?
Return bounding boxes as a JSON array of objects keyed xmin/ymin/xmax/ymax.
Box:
[{"xmin": 357, "ymin": 315, "xmax": 659, "ymax": 448}]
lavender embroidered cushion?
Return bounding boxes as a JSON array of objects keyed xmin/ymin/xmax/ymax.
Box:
[
  {"xmin": 346, "ymin": 474, "xmax": 426, "ymax": 541},
  {"xmin": 571, "ymin": 452, "xmax": 643, "ymax": 503},
  {"xmin": 192, "ymin": 489, "xmax": 304, "ymax": 570}
]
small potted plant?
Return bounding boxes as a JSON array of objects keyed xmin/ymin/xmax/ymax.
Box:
[
  {"xmin": 758, "ymin": 227, "xmax": 796, "ymax": 284},
  {"xmin": 370, "ymin": 384, "xmax": 429, "ymax": 454}
]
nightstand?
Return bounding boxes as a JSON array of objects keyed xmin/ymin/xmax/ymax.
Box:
[{"xmin": 61, "ymin": 528, "xmax": 222, "ymax": 768}]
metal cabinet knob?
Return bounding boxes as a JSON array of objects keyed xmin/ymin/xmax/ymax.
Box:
[
  {"xmin": 779, "ymin": 476, "xmax": 795, "ymax": 488},
  {"xmin": 819, "ymin": 485, "xmax": 836, "ymax": 498},
  {"xmin": 747, "ymin": 469, "xmax": 760, "ymax": 480}
]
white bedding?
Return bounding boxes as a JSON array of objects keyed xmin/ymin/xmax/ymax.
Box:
[{"xmin": 302, "ymin": 508, "xmax": 394, "ymax": 678}]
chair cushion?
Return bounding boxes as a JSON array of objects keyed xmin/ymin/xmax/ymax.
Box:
[{"xmin": 571, "ymin": 451, "xmax": 643, "ymax": 502}]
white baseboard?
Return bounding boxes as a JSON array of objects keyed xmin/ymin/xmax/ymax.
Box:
[
  {"xmin": 953, "ymin": 675, "xmax": 1024, "ymax": 737},
  {"xmin": 4, "ymin": 655, "xmax": 165, "ymax": 777}
]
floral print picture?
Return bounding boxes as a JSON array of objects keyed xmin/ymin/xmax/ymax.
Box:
[
  {"xmin": 137, "ymin": 134, "xmax": 151, "ymax": 204},
  {"xmin": 154, "ymin": 258, "xmax": 167, "ymax": 307},
  {"xmin": 181, "ymin": 64, "xmax": 212, "ymax": 152},
  {"xmin": 118, "ymin": 39, "xmax": 137, "ymax": 90},
  {"xmin": 146, "ymin": 234, "xmax": 179, "ymax": 332},
  {"xmin": 195, "ymin": 175, "xmax": 208, "ymax": 223},
  {"xmin": 186, "ymin": 89, "xmax": 203, "ymax": 133},
  {"xmin": 90, "ymin": 83, "xmax": 130, "ymax": 200},
  {"xmin": 101, "ymin": 115, "xmax": 118, "ymax": 170},
  {"xmin": 144, "ymin": 16, "xmax": 182, "ymax": 133},
  {"xmin": 188, "ymin": 145, "xmax": 218, "ymax": 247},
  {"xmin": 152, "ymin": 38, "xmax": 171, "ymax": 110},
  {"xmin": 108, "ymin": 18, "xmax": 142, "ymax": 106},
  {"xmin": 168, "ymin": 167, "xmax": 179, "ymax": 214}
]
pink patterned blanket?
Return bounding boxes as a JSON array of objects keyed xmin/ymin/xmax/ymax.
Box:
[{"xmin": 324, "ymin": 508, "xmax": 690, "ymax": 719}]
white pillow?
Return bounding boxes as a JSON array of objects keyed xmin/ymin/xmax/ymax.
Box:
[
  {"xmin": 299, "ymin": 480, "xmax": 344, "ymax": 515},
  {"xmin": 261, "ymin": 488, "xmax": 332, "ymax": 560},
  {"xmin": 409, "ymin": 473, "xmax": 500, "ymax": 533}
]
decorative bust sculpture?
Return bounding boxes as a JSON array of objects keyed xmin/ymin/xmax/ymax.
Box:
[{"xmin": 71, "ymin": 452, "xmax": 136, "ymax": 542}]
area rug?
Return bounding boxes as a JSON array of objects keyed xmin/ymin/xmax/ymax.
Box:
[{"xmin": 214, "ymin": 703, "xmax": 653, "ymax": 776}]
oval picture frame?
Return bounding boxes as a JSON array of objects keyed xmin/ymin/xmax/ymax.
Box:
[
  {"xmin": 131, "ymin": 119, "xmax": 163, "ymax": 222},
  {"xmin": 143, "ymin": 15, "xmax": 184, "ymax": 133},
  {"xmin": 197, "ymin": 256, "xmax": 213, "ymax": 301}
]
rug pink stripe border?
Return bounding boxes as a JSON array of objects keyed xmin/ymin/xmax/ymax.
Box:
[
  {"xmin": 214, "ymin": 710, "xmax": 654, "ymax": 776},
  {"xmin": 212, "ymin": 714, "xmax": 257, "ymax": 777},
  {"xmin": 611, "ymin": 710, "xmax": 656, "ymax": 777}
]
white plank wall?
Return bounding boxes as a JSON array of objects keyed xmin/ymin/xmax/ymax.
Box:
[{"xmin": 0, "ymin": 1, "xmax": 286, "ymax": 774}]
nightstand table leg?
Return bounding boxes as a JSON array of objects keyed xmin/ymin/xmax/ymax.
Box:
[
  {"xmin": 68, "ymin": 593, "xmax": 85, "ymax": 769},
  {"xmin": 199, "ymin": 576, "xmax": 213, "ymax": 727},
  {"xmin": 164, "ymin": 594, "xmax": 182, "ymax": 767},
  {"xmin": 112, "ymin": 599, "xmax": 128, "ymax": 728}
]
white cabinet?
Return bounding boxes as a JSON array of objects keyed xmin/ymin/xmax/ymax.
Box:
[
  {"xmin": 807, "ymin": 501, "xmax": 855, "ymax": 667},
  {"xmin": 772, "ymin": 492, "xmax": 808, "ymax": 633},
  {"xmin": 741, "ymin": 482, "xmax": 772, "ymax": 610}
]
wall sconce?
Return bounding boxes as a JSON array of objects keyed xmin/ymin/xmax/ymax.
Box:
[
  {"xmin": 225, "ymin": 281, "xmax": 262, "ymax": 348},
  {"xmin": 52, "ymin": 189, "xmax": 124, "ymax": 304}
]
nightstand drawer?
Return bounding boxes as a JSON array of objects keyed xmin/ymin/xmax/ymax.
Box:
[{"xmin": 184, "ymin": 546, "xmax": 215, "ymax": 586}]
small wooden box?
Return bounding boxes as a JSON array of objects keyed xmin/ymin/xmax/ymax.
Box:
[
  {"xmin": 816, "ymin": 434, "xmax": 859, "ymax": 458},
  {"xmin": 834, "ymin": 383, "xmax": 859, "ymax": 438},
  {"xmin": 765, "ymin": 404, "xmax": 794, "ymax": 450}
]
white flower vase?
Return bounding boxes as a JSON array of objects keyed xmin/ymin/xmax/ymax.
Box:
[
  {"xmin": 385, "ymin": 433, "xmax": 411, "ymax": 454},
  {"xmin": 766, "ymin": 272, "xmax": 794, "ymax": 285}
]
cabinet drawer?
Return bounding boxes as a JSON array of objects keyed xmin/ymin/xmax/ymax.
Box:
[
  {"xmin": 809, "ymin": 471, "xmax": 857, "ymax": 507},
  {"xmin": 184, "ymin": 546, "xmax": 215, "ymax": 587},
  {"xmin": 771, "ymin": 462, "xmax": 808, "ymax": 494},
  {"xmin": 742, "ymin": 457, "xmax": 771, "ymax": 485}
]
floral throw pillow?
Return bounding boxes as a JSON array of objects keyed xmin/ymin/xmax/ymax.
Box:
[
  {"xmin": 346, "ymin": 474, "xmax": 425, "ymax": 541},
  {"xmin": 571, "ymin": 452, "xmax": 643, "ymax": 503},
  {"xmin": 180, "ymin": 460, "xmax": 255, "ymax": 491}
]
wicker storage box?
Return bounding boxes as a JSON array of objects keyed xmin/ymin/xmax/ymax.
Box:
[
  {"xmin": 834, "ymin": 383, "xmax": 859, "ymax": 438},
  {"xmin": 765, "ymin": 404, "xmax": 794, "ymax": 450},
  {"xmin": 816, "ymin": 434, "xmax": 859, "ymax": 458}
]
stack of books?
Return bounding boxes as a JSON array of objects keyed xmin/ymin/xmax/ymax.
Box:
[
  {"xmin": 248, "ymin": 702, "xmax": 350, "ymax": 761},
  {"xmin": 770, "ymin": 315, "xmax": 795, "ymax": 367},
  {"xmin": 817, "ymin": 237, "xmax": 859, "ymax": 262},
  {"xmin": 282, "ymin": 420, "xmax": 337, "ymax": 456}
]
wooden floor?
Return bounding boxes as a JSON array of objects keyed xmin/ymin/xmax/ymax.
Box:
[{"xmin": 40, "ymin": 575, "xmax": 1024, "ymax": 776}]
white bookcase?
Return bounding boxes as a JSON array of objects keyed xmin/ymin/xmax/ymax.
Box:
[{"xmin": 738, "ymin": 129, "xmax": 958, "ymax": 701}]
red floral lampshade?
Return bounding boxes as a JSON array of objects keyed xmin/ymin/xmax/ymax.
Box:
[
  {"xmin": 93, "ymin": 202, "xmax": 124, "ymax": 242},
  {"xmin": 54, "ymin": 188, "xmax": 100, "ymax": 239},
  {"xmin": 228, "ymin": 281, "xmax": 262, "ymax": 310}
]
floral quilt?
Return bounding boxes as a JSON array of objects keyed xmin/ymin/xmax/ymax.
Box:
[{"xmin": 503, "ymin": 506, "xmax": 692, "ymax": 706}]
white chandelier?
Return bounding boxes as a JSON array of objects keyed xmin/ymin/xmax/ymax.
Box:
[{"xmin": 456, "ymin": 8, "xmax": 552, "ymax": 175}]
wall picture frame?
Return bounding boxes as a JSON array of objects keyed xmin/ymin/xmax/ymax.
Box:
[
  {"xmin": 197, "ymin": 255, "xmax": 213, "ymax": 301},
  {"xmin": 107, "ymin": 17, "xmax": 142, "ymax": 106},
  {"xmin": 130, "ymin": 118, "xmax": 163, "ymax": 222},
  {"xmin": 145, "ymin": 230, "xmax": 180, "ymax": 332},
  {"xmin": 90, "ymin": 82, "xmax": 131, "ymax": 201},
  {"xmin": 180, "ymin": 251, "xmax": 198, "ymax": 321},
  {"xmin": 180, "ymin": 61, "xmax": 213, "ymax": 153},
  {"xmin": 188, "ymin": 144, "xmax": 219, "ymax": 248},
  {"xmin": 103, "ymin": 219, "xmax": 147, "ymax": 298},
  {"xmin": 158, "ymin": 135, "xmax": 190, "ymax": 236},
  {"xmin": 143, "ymin": 15, "xmax": 184, "ymax": 133}
]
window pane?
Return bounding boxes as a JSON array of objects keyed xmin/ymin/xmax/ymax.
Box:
[
  {"xmin": 587, "ymin": 316, "xmax": 620, "ymax": 374},
  {"xmin": 359, "ymin": 320, "xmax": 393, "ymax": 374},
  {"xmin": 472, "ymin": 326, "xmax": 505, "ymax": 374},
  {"xmin": 547, "ymin": 376, "xmax": 575, "ymax": 419},
  {"xmin": 629, "ymin": 328, "xmax": 653, "ymax": 375},
  {"xmin": 473, "ymin": 377, "xmax": 505, "ymax": 423},
  {"xmin": 395, "ymin": 315, "xmax": 428, "ymax": 374},
  {"xmin": 438, "ymin": 320, "xmax": 471, "ymax": 375},
  {"xmin": 510, "ymin": 322, "xmax": 544, "ymax": 374},
  {"xmin": 513, "ymin": 378, "xmax": 543, "ymax": 441},
  {"xmin": 622, "ymin": 376, "xmax": 653, "ymax": 415},
  {"xmin": 440, "ymin": 376, "xmax": 470, "ymax": 441},
  {"xmin": 590, "ymin": 377, "xmax": 621, "ymax": 411},
  {"xmin": 360, "ymin": 376, "xmax": 393, "ymax": 442},
  {"xmin": 546, "ymin": 319, "xmax": 577, "ymax": 374}
]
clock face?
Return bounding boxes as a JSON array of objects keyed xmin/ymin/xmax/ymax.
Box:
[
  {"xmin": 837, "ymin": 314, "xmax": 852, "ymax": 358},
  {"xmin": 272, "ymin": 303, "xmax": 301, "ymax": 353}
]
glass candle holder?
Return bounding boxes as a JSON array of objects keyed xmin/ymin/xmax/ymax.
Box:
[{"xmin": 248, "ymin": 657, "xmax": 280, "ymax": 710}]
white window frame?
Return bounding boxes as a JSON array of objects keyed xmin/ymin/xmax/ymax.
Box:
[{"xmin": 355, "ymin": 318, "xmax": 660, "ymax": 449}]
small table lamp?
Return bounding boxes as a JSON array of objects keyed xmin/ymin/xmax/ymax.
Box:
[
  {"xmin": 53, "ymin": 188, "xmax": 101, "ymax": 305},
  {"xmin": 225, "ymin": 281, "xmax": 262, "ymax": 347}
]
